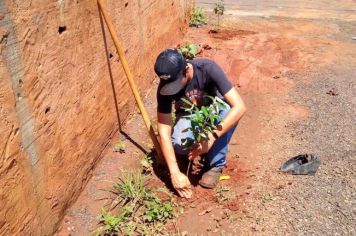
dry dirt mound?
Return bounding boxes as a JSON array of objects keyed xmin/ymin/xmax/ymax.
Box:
[{"xmin": 188, "ymin": 26, "xmax": 311, "ymax": 95}]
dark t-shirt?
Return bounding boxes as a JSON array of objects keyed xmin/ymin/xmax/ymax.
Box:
[{"xmin": 157, "ymin": 58, "xmax": 233, "ymax": 114}]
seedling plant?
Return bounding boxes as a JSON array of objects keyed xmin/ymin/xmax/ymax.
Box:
[
  {"xmin": 178, "ymin": 42, "xmax": 198, "ymax": 59},
  {"xmin": 189, "ymin": 7, "xmax": 208, "ymax": 27},
  {"xmin": 180, "ymin": 96, "xmax": 226, "ymax": 176},
  {"xmin": 214, "ymin": 0, "xmax": 225, "ymax": 27},
  {"xmin": 181, "ymin": 96, "xmax": 226, "ymax": 150}
]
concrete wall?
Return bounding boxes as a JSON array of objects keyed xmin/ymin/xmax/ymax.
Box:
[{"xmin": 0, "ymin": 0, "xmax": 192, "ymax": 234}]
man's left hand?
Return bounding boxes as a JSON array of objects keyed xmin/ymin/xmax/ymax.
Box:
[{"xmin": 188, "ymin": 133, "xmax": 216, "ymax": 160}]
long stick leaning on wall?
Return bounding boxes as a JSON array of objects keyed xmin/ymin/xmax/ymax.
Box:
[{"xmin": 97, "ymin": 0, "xmax": 164, "ymax": 163}]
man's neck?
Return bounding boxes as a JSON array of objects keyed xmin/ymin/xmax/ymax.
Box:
[{"xmin": 186, "ymin": 63, "xmax": 194, "ymax": 81}]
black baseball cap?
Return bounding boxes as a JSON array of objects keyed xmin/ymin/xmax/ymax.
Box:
[{"xmin": 154, "ymin": 48, "xmax": 186, "ymax": 95}]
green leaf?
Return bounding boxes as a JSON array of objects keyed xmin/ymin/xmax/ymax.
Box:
[{"xmin": 201, "ymin": 106, "xmax": 208, "ymax": 116}]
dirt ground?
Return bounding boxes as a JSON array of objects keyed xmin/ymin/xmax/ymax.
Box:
[{"xmin": 56, "ymin": 1, "xmax": 356, "ymax": 235}]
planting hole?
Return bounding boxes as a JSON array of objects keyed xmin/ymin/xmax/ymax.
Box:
[
  {"xmin": 58, "ymin": 26, "xmax": 66, "ymax": 34},
  {"xmin": 109, "ymin": 53, "xmax": 113, "ymax": 58},
  {"xmin": 125, "ymin": 2, "xmax": 128, "ymax": 7}
]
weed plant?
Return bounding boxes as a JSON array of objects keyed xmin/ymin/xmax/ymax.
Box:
[
  {"xmin": 97, "ymin": 209, "xmax": 122, "ymax": 235},
  {"xmin": 112, "ymin": 171, "xmax": 148, "ymax": 206},
  {"xmin": 143, "ymin": 197, "xmax": 176, "ymax": 223},
  {"xmin": 261, "ymin": 192, "xmax": 274, "ymax": 203},
  {"xmin": 93, "ymin": 171, "xmax": 177, "ymax": 235},
  {"xmin": 141, "ymin": 154, "xmax": 153, "ymax": 174},
  {"xmin": 215, "ymin": 184, "xmax": 234, "ymax": 203},
  {"xmin": 113, "ymin": 140, "xmax": 126, "ymax": 153}
]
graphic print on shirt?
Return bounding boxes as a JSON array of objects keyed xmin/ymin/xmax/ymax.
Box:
[{"xmin": 175, "ymin": 89, "xmax": 208, "ymax": 111}]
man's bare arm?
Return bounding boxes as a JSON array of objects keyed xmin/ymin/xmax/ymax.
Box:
[
  {"xmin": 214, "ymin": 87, "xmax": 246, "ymax": 137},
  {"xmin": 157, "ymin": 112, "xmax": 192, "ymax": 198}
]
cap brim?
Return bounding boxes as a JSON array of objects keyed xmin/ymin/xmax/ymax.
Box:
[{"xmin": 159, "ymin": 75, "xmax": 185, "ymax": 96}]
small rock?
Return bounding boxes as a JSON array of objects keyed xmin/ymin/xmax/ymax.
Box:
[{"xmin": 326, "ymin": 88, "xmax": 338, "ymax": 96}]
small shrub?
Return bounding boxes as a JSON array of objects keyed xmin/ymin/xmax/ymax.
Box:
[
  {"xmin": 189, "ymin": 7, "xmax": 208, "ymax": 27},
  {"xmin": 178, "ymin": 42, "xmax": 198, "ymax": 59}
]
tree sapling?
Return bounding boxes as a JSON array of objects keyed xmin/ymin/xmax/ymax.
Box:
[{"xmin": 214, "ymin": 0, "xmax": 225, "ymax": 27}]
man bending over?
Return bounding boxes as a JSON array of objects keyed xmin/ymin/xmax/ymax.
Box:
[{"xmin": 154, "ymin": 48, "xmax": 246, "ymax": 198}]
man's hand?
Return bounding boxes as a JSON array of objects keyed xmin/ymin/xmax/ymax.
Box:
[
  {"xmin": 188, "ymin": 133, "xmax": 216, "ymax": 160},
  {"xmin": 171, "ymin": 172, "xmax": 192, "ymax": 198}
]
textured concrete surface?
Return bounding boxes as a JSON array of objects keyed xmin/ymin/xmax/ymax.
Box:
[{"xmin": 0, "ymin": 0, "xmax": 192, "ymax": 235}]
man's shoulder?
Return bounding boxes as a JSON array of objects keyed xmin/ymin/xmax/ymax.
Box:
[{"xmin": 190, "ymin": 58, "xmax": 215, "ymax": 68}]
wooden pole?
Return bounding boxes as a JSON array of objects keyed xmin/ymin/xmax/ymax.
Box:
[{"xmin": 97, "ymin": 0, "xmax": 163, "ymax": 163}]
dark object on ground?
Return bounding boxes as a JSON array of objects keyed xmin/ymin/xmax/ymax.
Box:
[
  {"xmin": 202, "ymin": 44, "xmax": 212, "ymax": 50},
  {"xmin": 208, "ymin": 29, "xmax": 219, "ymax": 34},
  {"xmin": 326, "ymin": 88, "xmax": 338, "ymax": 96},
  {"xmin": 199, "ymin": 166, "xmax": 223, "ymax": 188},
  {"xmin": 281, "ymin": 154, "xmax": 321, "ymax": 175}
]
